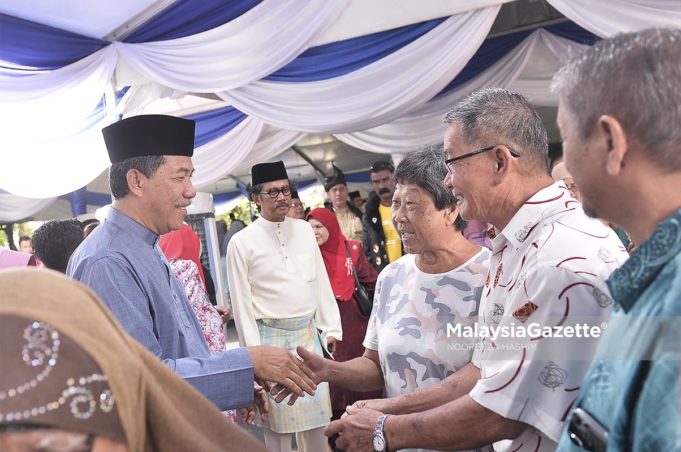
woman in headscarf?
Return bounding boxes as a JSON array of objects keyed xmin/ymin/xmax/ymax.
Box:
[
  {"xmin": 0, "ymin": 268, "xmax": 267, "ymax": 452},
  {"xmin": 306, "ymin": 207, "xmax": 383, "ymax": 423},
  {"xmin": 159, "ymin": 224, "xmax": 227, "ymax": 353}
]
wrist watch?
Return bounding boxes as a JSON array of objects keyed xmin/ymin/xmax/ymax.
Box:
[{"xmin": 373, "ymin": 414, "xmax": 390, "ymax": 452}]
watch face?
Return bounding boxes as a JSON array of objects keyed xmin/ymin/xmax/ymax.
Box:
[{"xmin": 373, "ymin": 434, "xmax": 385, "ymax": 451}]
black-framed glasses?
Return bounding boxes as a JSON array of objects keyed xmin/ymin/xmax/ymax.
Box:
[
  {"xmin": 258, "ymin": 185, "xmax": 291, "ymax": 198},
  {"xmin": 445, "ymin": 145, "xmax": 520, "ymax": 172}
]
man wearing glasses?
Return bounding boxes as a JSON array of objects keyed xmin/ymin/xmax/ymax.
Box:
[
  {"xmin": 326, "ymin": 89, "xmax": 627, "ymax": 452},
  {"xmin": 227, "ymin": 160, "xmax": 342, "ymax": 452}
]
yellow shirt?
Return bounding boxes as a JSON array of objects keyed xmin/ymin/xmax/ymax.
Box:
[{"xmin": 378, "ymin": 203, "xmax": 402, "ymax": 263}]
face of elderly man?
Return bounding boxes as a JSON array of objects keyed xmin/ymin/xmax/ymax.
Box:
[{"xmin": 442, "ymin": 123, "xmax": 497, "ymax": 223}]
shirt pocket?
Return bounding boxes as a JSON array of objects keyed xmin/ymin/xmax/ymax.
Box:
[{"xmin": 295, "ymin": 252, "xmax": 316, "ymax": 281}]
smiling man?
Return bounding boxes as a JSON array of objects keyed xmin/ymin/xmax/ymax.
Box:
[
  {"xmin": 67, "ymin": 115, "xmax": 318, "ymax": 415},
  {"xmin": 227, "ymin": 160, "xmax": 342, "ymax": 452},
  {"xmin": 327, "ymin": 89, "xmax": 628, "ymax": 452}
]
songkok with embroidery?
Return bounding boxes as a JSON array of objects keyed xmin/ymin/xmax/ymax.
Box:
[
  {"xmin": 102, "ymin": 114, "xmax": 195, "ymax": 164},
  {"xmin": 324, "ymin": 162, "xmax": 346, "ymax": 192},
  {"xmin": 251, "ymin": 161, "xmax": 289, "ymax": 186},
  {"xmin": 0, "ymin": 314, "xmax": 125, "ymax": 442}
]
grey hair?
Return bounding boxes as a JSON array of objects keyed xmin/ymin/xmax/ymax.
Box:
[
  {"xmin": 551, "ymin": 28, "xmax": 681, "ymax": 170},
  {"xmin": 109, "ymin": 155, "xmax": 166, "ymax": 199},
  {"xmin": 394, "ymin": 145, "xmax": 467, "ymax": 231},
  {"xmin": 444, "ymin": 87, "xmax": 549, "ymax": 173}
]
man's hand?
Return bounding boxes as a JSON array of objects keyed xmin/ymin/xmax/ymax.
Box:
[
  {"xmin": 246, "ymin": 345, "xmax": 316, "ymax": 399},
  {"xmin": 240, "ymin": 380, "xmax": 269, "ymax": 424},
  {"xmin": 268, "ymin": 345, "xmax": 332, "ymax": 405},
  {"xmin": 214, "ymin": 305, "xmax": 232, "ymax": 323},
  {"xmin": 297, "ymin": 345, "xmax": 331, "ymax": 382},
  {"xmin": 351, "ymin": 398, "xmax": 392, "ymax": 414},
  {"xmin": 325, "ymin": 405, "xmax": 383, "ymax": 451}
]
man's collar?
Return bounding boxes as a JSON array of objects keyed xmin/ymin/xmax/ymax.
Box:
[
  {"xmin": 107, "ymin": 207, "xmax": 158, "ymax": 246},
  {"xmin": 608, "ymin": 208, "xmax": 681, "ymax": 312},
  {"xmin": 493, "ymin": 181, "xmax": 571, "ymax": 249},
  {"xmin": 257, "ymin": 215, "xmax": 287, "ymax": 227}
]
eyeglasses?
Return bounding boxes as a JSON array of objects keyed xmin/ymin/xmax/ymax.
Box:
[
  {"xmin": 258, "ymin": 185, "xmax": 291, "ymax": 198},
  {"xmin": 445, "ymin": 145, "xmax": 520, "ymax": 172}
]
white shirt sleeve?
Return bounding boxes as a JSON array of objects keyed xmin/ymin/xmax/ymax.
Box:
[{"xmin": 226, "ymin": 236, "xmax": 261, "ymax": 347}]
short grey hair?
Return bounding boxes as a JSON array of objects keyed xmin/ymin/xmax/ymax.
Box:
[
  {"xmin": 444, "ymin": 88, "xmax": 549, "ymax": 173},
  {"xmin": 551, "ymin": 28, "xmax": 681, "ymax": 170},
  {"xmin": 394, "ymin": 146, "xmax": 467, "ymax": 231},
  {"xmin": 109, "ymin": 155, "xmax": 166, "ymax": 199}
]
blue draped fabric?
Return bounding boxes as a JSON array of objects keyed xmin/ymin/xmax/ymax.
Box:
[
  {"xmin": 544, "ymin": 20, "xmax": 599, "ymax": 45},
  {"xmin": 0, "ymin": 13, "xmax": 108, "ymax": 70},
  {"xmin": 437, "ymin": 30, "xmax": 533, "ymax": 96},
  {"xmin": 266, "ymin": 18, "xmax": 444, "ymax": 82},
  {"xmin": 125, "ymin": 0, "xmax": 262, "ymax": 43},
  {"xmin": 85, "ymin": 191, "xmax": 113, "ymax": 207},
  {"xmin": 68, "ymin": 187, "xmax": 88, "ymax": 216},
  {"xmin": 184, "ymin": 106, "xmax": 247, "ymax": 148},
  {"xmin": 436, "ymin": 20, "xmax": 598, "ymax": 96}
]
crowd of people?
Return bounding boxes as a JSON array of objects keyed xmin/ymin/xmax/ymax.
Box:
[{"xmin": 1, "ymin": 28, "xmax": 680, "ymax": 452}]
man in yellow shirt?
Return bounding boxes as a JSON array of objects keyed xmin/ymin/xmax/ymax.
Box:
[{"xmin": 362, "ymin": 160, "xmax": 403, "ymax": 272}]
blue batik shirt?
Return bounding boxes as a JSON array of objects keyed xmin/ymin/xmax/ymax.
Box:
[
  {"xmin": 558, "ymin": 209, "xmax": 681, "ymax": 451},
  {"xmin": 67, "ymin": 207, "xmax": 253, "ymax": 410}
]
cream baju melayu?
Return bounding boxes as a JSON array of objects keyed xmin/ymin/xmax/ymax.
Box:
[{"xmin": 227, "ymin": 216, "xmax": 342, "ymax": 452}]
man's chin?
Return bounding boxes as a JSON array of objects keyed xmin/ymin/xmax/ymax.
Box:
[{"xmin": 581, "ymin": 202, "xmax": 600, "ymax": 219}]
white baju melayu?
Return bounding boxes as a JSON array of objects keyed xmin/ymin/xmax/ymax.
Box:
[{"xmin": 227, "ymin": 216, "xmax": 342, "ymax": 452}]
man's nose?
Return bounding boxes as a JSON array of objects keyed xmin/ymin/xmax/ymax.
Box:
[{"xmin": 185, "ymin": 179, "xmax": 197, "ymax": 198}]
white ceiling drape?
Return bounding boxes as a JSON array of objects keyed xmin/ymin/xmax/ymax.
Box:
[
  {"xmin": 547, "ymin": 0, "xmax": 681, "ymax": 38},
  {"xmin": 219, "ymin": 7, "xmax": 500, "ymax": 134}
]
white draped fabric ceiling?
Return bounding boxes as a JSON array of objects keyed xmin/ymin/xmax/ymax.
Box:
[{"xmin": 0, "ymin": 0, "xmax": 680, "ymax": 221}]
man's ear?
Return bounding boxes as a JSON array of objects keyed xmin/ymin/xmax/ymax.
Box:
[
  {"xmin": 597, "ymin": 115, "xmax": 628, "ymax": 176},
  {"xmin": 126, "ymin": 169, "xmax": 146, "ymax": 197},
  {"xmin": 491, "ymin": 145, "xmax": 513, "ymax": 184}
]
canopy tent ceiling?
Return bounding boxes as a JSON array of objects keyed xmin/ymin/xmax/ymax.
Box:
[{"xmin": 0, "ymin": 0, "xmax": 679, "ymax": 222}]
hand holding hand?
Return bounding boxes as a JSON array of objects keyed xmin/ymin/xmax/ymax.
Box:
[
  {"xmin": 268, "ymin": 345, "xmax": 332, "ymax": 405},
  {"xmin": 325, "ymin": 405, "xmax": 383, "ymax": 452},
  {"xmin": 247, "ymin": 346, "xmax": 316, "ymax": 400}
]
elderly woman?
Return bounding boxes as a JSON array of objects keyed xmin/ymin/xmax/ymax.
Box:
[
  {"xmin": 0, "ymin": 269, "xmax": 266, "ymax": 452},
  {"xmin": 294, "ymin": 147, "xmax": 491, "ymax": 452},
  {"xmin": 306, "ymin": 207, "xmax": 383, "ymax": 424}
]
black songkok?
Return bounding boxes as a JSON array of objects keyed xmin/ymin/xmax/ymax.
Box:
[
  {"xmin": 102, "ymin": 115, "xmax": 195, "ymax": 164},
  {"xmin": 251, "ymin": 161, "xmax": 289, "ymax": 186}
]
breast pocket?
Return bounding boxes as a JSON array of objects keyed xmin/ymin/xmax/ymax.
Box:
[{"xmin": 295, "ymin": 252, "xmax": 316, "ymax": 281}]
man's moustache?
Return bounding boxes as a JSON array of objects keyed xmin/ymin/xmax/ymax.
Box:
[{"xmin": 378, "ymin": 188, "xmax": 391, "ymax": 195}]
